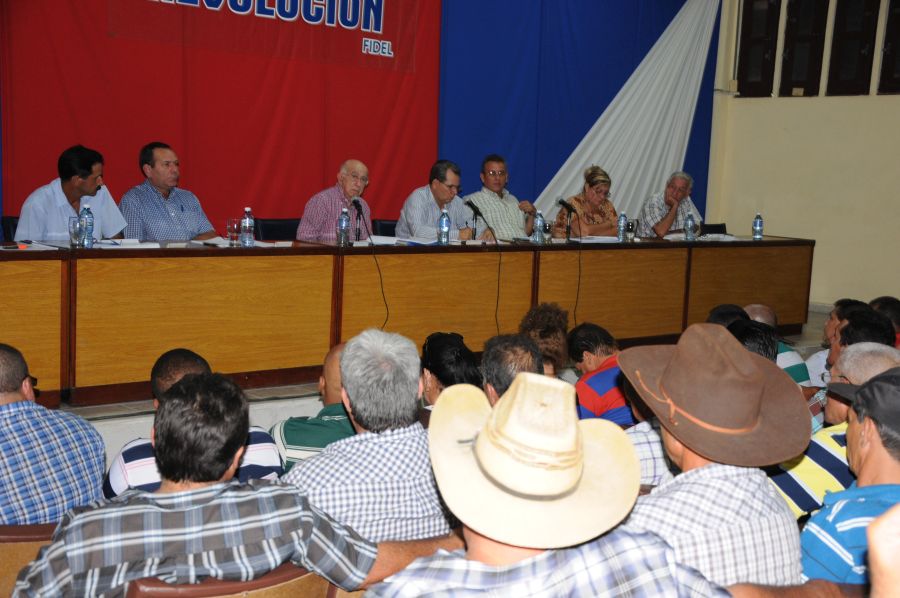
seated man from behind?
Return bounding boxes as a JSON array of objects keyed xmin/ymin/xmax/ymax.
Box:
[
  {"xmin": 567, "ymin": 322, "xmax": 635, "ymax": 427},
  {"xmin": 518, "ymin": 302, "xmax": 569, "ymax": 377},
  {"xmin": 870, "ymin": 295, "xmax": 900, "ymax": 347},
  {"xmin": 270, "ymin": 343, "xmax": 355, "ymax": 472},
  {"xmin": 282, "ymin": 329, "xmax": 454, "ymax": 542},
  {"xmin": 15, "ymin": 144, "xmax": 126, "ymax": 242},
  {"xmin": 104, "ymin": 348, "xmax": 282, "ymax": 497},
  {"xmin": 0, "ymin": 344, "xmax": 104, "ymax": 525},
  {"xmin": 744, "ymin": 303, "xmax": 812, "ymax": 386},
  {"xmin": 371, "ymin": 374, "xmax": 726, "ymax": 597},
  {"xmin": 480, "ymin": 334, "xmax": 543, "ymax": 406},
  {"xmin": 800, "ymin": 366, "xmax": 900, "ymax": 585},
  {"xmin": 621, "ymin": 324, "xmax": 810, "ymax": 586},
  {"xmin": 15, "ymin": 373, "xmax": 461, "ymax": 596},
  {"xmin": 296, "ymin": 159, "xmax": 373, "ymax": 243}
]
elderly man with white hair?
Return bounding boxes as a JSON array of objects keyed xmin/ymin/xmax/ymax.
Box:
[{"xmin": 636, "ymin": 171, "xmax": 702, "ymax": 239}]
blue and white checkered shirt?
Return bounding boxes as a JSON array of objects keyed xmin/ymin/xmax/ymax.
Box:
[
  {"xmin": 119, "ymin": 180, "xmax": 214, "ymax": 241},
  {"xmin": 282, "ymin": 423, "xmax": 453, "ymax": 542},
  {"xmin": 367, "ymin": 525, "xmax": 727, "ymax": 597},
  {"xmin": 625, "ymin": 420, "xmax": 675, "ymax": 487},
  {"xmin": 0, "ymin": 401, "xmax": 105, "ymax": 525}
]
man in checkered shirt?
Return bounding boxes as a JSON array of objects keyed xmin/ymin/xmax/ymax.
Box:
[
  {"xmin": 282, "ymin": 328, "xmax": 454, "ymax": 542},
  {"xmin": 14, "ymin": 373, "xmax": 460, "ymax": 596}
]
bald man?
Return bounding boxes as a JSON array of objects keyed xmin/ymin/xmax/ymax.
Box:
[
  {"xmin": 297, "ymin": 160, "xmax": 373, "ymax": 243},
  {"xmin": 269, "ymin": 344, "xmax": 356, "ymax": 471},
  {"xmin": 744, "ymin": 303, "xmax": 812, "ymax": 386}
]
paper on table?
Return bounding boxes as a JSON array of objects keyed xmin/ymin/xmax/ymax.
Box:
[
  {"xmin": 574, "ymin": 235, "xmax": 621, "ymax": 244},
  {"xmin": 97, "ymin": 241, "xmax": 161, "ymax": 249}
]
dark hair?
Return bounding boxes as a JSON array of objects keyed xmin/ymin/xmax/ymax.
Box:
[
  {"xmin": 833, "ymin": 298, "xmax": 870, "ymax": 321},
  {"xmin": 0, "ymin": 343, "xmax": 28, "ymax": 394},
  {"xmin": 870, "ymin": 296, "xmax": 900, "ymax": 332},
  {"xmin": 139, "ymin": 142, "xmax": 172, "ymax": 173},
  {"xmin": 481, "ymin": 154, "xmax": 506, "ymax": 173},
  {"xmin": 57, "ymin": 145, "xmax": 103, "ymax": 180},
  {"xmin": 422, "ymin": 332, "xmax": 481, "ymax": 388},
  {"xmin": 567, "ymin": 323, "xmax": 617, "ymax": 365},
  {"xmin": 840, "ymin": 310, "xmax": 895, "ymax": 348},
  {"xmin": 150, "ymin": 348, "xmax": 211, "ymax": 400},
  {"xmin": 519, "ymin": 303, "xmax": 569, "ymax": 371},
  {"xmin": 429, "ymin": 159, "xmax": 461, "ymax": 186},
  {"xmin": 154, "ymin": 373, "xmax": 250, "ymax": 483},
  {"xmin": 482, "ymin": 334, "xmax": 542, "ymax": 397},
  {"xmin": 727, "ymin": 319, "xmax": 778, "ymax": 362},
  {"xmin": 706, "ymin": 304, "xmax": 750, "ymax": 327}
]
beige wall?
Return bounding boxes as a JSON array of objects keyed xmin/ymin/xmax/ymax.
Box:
[{"xmin": 706, "ymin": 4, "xmax": 900, "ymax": 307}]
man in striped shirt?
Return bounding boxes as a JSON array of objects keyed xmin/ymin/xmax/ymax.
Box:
[
  {"xmin": 462, "ymin": 154, "xmax": 535, "ymax": 241},
  {"xmin": 296, "ymin": 159, "xmax": 373, "ymax": 243}
]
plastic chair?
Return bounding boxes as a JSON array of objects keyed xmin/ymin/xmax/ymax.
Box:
[
  {"xmin": 126, "ymin": 562, "xmax": 328, "ymax": 597},
  {"xmin": 0, "ymin": 523, "xmax": 56, "ymax": 596}
]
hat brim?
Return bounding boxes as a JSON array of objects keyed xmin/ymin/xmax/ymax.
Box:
[
  {"xmin": 827, "ymin": 382, "xmax": 859, "ymax": 403},
  {"xmin": 429, "ymin": 384, "xmax": 640, "ymax": 549},
  {"xmin": 618, "ymin": 345, "xmax": 810, "ymax": 466}
]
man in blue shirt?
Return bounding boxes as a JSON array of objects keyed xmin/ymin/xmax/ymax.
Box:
[{"xmin": 119, "ymin": 142, "xmax": 216, "ymax": 241}]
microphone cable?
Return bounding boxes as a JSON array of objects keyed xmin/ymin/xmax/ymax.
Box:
[
  {"xmin": 465, "ymin": 200, "xmax": 502, "ymax": 336},
  {"xmin": 354, "ymin": 207, "xmax": 390, "ymax": 331}
]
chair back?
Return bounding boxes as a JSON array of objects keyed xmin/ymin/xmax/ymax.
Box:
[
  {"xmin": 254, "ymin": 218, "xmax": 300, "ymax": 241},
  {"xmin": 1, "ymin": 215, "xmax": 19, "ymax": 241},
  {"xmin": 372, "ymin": 219, "xmax": 397, "ymax": 237},
  {"xmin": 126, "ymin": 563, "xmax": 327, "ymax": 597},
  {"xmin": 0, "ymin": 523, "xmax": 56, "ymax": 596},
  {"xmin": 699, "ymin": 222, "xmax": 727, "ymax": 235}
]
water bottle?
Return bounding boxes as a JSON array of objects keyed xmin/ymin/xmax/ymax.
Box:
[
  {"xmin": 684, "ymin": 213, "xmax": 696, "ymax": 241},
  {"xmin": 240, "ymin": 207, "xmax": 255, "ymax": 247},
  {"xmin": 617, "ymin": 213, "xmax": 627, "ymax": 242},
  {"xmin": 336, "ymin": 208, "xmax": 351, "ymax": 247},
  {"xmin": 80, "ymin": 204, "xmax": 94, "ymax": 248},
  {"xmin": 532, "ymin": 211, "xmax": 545, "ymax": 244},
  {"xmin": 752, "ymin": 213, "xmax": 764, "ymax": 240},
  {"xmin": 438, "ymin": 209, "xmax": 451, "ymax": 246}
]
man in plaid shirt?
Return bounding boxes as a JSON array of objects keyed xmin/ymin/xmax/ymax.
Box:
[{"xmin": 14, "ymin": 373, "xmax": 459, "ymax": 597}]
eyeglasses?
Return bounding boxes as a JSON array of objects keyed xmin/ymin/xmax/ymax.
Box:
[
  {"xmin": 440, "ymin": 180, "xmax": 461, "ymax": 193},
  {"xmin": 485, "ymin": 170, "xmax": 507, "ymax": 177},
  {"xmin": 589, "ymin": 186, "xmax": 612, "ymax": 198},
  {"xmin": 348, "ymin": 173, "xmax": 369, "ymax": 184}
]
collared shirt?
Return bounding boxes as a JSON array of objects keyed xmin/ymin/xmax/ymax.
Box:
[
  {"xmin": 270, "ymin": 403, "xmax": 356, "ymax": 472},
  {"xmin": 463, "ymin": 186, "xmax": 527, "ymax": 240},
  {"xmin": 768, "ymin": 423, "xmax": 852, "ymax": 519},
  {"xmin": 777, "ymin": 342, "xmax": 812, "ymax": 386},
  {"xmin": 636, "ymin": 191, "xmax": 702, "ymax": 238},
  {"xmin": 282, "ymin": 423, "xmax": 452, "ymax": 542},
  {"xmin": 395, "ymin": 186, "xmax": 472, "ymax": 241},
  {"xmin": 13, "ymin": 479, "xmax": 377, "ymax": 597},
  {"xmin": 808, "ymin": 388, "xmax": 827, "ymax": 434},
  {"xmin": 627, "ymin": 463, "xmax": 802, "ymax": 586},
  {"xmin": 297, "ymin": 183, "xmax": 372, "ymax": 243},
  {"xmin": 0, "ymin": 401, "xmax": 105, "ymax": 525},
  {"xmin": 119, "ymin": 180, "xmax": 214, "ymax": 241},
  {"xmin": 805, "ymin": 349, "xmax": 830, "ymax": 387},
  {"xmin": 575, "ymin": 354, "xmax": 636, "ymax": 427},
  {"xmin": 14, "ymin": 178, "xmax": 126, "ymax": 242},
  {"xmin": 102, "ymin": 426, "xmax": 283, "ymax": 498},
  {"xmin": 801, "ymin": 482, "xmax": 900, "ymax": 584},
  {"xmin": 367, "ymin": 525, "xmax": 727, "ymax": 597},
  {"xmin": 625, "ymin": 420, "xmax": 674, "ymax": 487}
]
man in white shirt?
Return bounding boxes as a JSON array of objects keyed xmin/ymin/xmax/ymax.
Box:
[
  {"xmin": 15, "ymin": 145, "xmax": 125, "ymax": 242},
  {"xmin": 463, "ymin": 154, "xmax": 535, "ymax": 240}
]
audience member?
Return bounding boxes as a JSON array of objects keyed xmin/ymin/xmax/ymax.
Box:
[
  {"xmin": 636, "ymin": 171, "xmax": 702, "ymax": 239},
  {"xmin": 396, "ymin": 160, "xmax": 479, "ymax": 242},
  {"xmin": 870, "ymin": 295, "xmax": 900, "ymax": 347},
  {"xmin": 566, "ymin": 322, "xmax": 635, "ymax": 426},
  {"xmin": 269, "ymin": 344, "xmax": 355, "ymax": 472},
  {"xmin": 15, "ymin": 373, "xmax": 460, "ymax": 596},
  {"xmin": 706, "ymin": 303, "xmax": 749, "ymax": 327},
  {"xmin": 296, "ymin": 159, "xmax": 373, "ymax": 243},
  {"xmin": 727, "ymin": 318, "xmax": 779, "ymax": 361},
  {"xmin": 868, "ymin": 502, "xmax": 900, "ymax": 597},
  {"xmin": 622, "ymin": 379, "xmax": 675, "ymax": 488},
  {"xmin": 15, "ymin": 145, "xmax": 126, "ymax": 242},
  {"xmin": 463, "ymin": 154, "xmax": 535, "ymax": 240},
  {"xmin": 551, "ymin": 165, "xmax": 618, "ymax": 238},
  {"xmin": 0, "ymin": 343, "xmax": 104, "ymax": 525},
  {"xmin": 518, "ymin": 302, "xmax": 569, "ymax": 376},
  {"xmin": 805, "ymin": 298, "xmax": 870, "ymax": 386},
  {"xmin": 282, "ymin": 329, "xmax": 453, "ymax": 542},
  {"xmin": 371, "ymin": 373, "xmax": 726, "ymax": 596},
  {"xmin": 621, "ymin": 324, "xmax": 809, "ymax": 586},
  {"xmin": 420, "ymin": 332, "xmax": 481, "ymax": 406},
  {"xmin": 744, "ymin": 303, "xmax": 812, "ymax": 385},
  {"xmin": 103, "ymin": 348, "xmax": 282, "ymax": 497},
  {"xmin": 119, "ymin": 142, "xmax": 216, "ymax": 241},
  {"xmin": 480, "ymin": 334, "xmax": 543, "ymax": 406}
]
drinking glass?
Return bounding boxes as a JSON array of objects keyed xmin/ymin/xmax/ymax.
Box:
[
  {"xmin": 625, "ymin": 221, "xmax": 636, "ymax": 242},
  {"xmin": 226, "ymin": 218, "xmax": 241, "ymax": 247},
  {"xmin": 68, "ymin": 216, "xmax": 85, "ymax": 248}
]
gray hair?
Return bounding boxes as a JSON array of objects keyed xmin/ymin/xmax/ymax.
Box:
[
  {"xmin": 837, "ymin": 342, "xmax": 900, "ymax": 383},
  {"xmin": 340, "ymin": 329, "xmax": 420, "ymax": 432},
  {"xmin": 667, "ymin": 171, "xmax": 693, "ymax": 189}
]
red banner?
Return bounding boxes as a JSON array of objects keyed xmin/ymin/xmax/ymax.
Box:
[{"xmin": 1, "ymin": 0, "xmax": 441, "ymax": 229}]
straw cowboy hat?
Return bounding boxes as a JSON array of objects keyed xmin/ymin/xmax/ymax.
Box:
[
  {"xmin": 618, "ymin": 323, "xmax": 809, "ymax": 467},
  {"xmin": 429, "ymin": 372, "xmax": 639, "ymax": 549}
]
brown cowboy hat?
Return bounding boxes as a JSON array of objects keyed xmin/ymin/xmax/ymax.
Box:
[{"xmin": 618, "ymin": 323, "xmax": 809, "ymax": 466}]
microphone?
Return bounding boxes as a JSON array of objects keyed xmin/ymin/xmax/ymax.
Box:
[
  {"xmin": 352, "ymin": 197, "xmax": 363, "ymax": 242},
  {"xmin": 558, "ymin": 198, "xmax": 576, "ymax": 214},
  {"xmin": 465, "ymin": 200, "xmax": 485, "ymax": 219}
]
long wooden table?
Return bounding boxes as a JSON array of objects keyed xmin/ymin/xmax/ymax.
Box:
[{"xmin": 0, "ymin": 236, "xmax": 814, "ymax": 406}]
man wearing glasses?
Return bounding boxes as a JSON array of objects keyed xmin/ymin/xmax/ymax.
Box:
[
  {"xmin": 636, "ymin": 171, "xmax": 703, "ymax": 239},
  {"xmin": 463, "ymin": 154, "xmax": 535, "ymax": 241},
  {"xmin": 297, "ymin": 159, "xmax": 373, "ymax": 243},
  {"xmin": 0, "ymin": 343, "xmax": 104, "ymax": 525},
  {"xmin": 396, "ymin": 159, "xmax": 485, "ymax": 242}
]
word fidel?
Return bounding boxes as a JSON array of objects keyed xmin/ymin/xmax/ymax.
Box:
[{"xmin": 151, "ymin": 0, "xmax": 385, "ymax": 33}]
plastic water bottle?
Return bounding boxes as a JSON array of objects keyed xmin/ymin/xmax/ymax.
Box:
[
  {"xmin": 532, "ymin": 211, "xmax": 545, "ymax": 244},
  {"xmin": 336, "ymin": 208, "xmax": 351, "ymax": 247},
  {"xmin": 80, "ymin": 204, "xmax": 94, "ymax": 248},
  {"xmin": 684, "ymin": 213, "xmax": 696, "ymax": 241},
  {"xmin": 752, "ymin": 213, "xmax": 764, "ymax": 240},
  {"xmin": 438, "ymin": 209, "xmax": 451, "ymax": 246},
  {"xmin": 617, "ymin": 213, "xmax": 627, "ymax": 242},
  {"xmin": 240, "ymin": 207, "xmax": 255, "ymax": 247}
]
